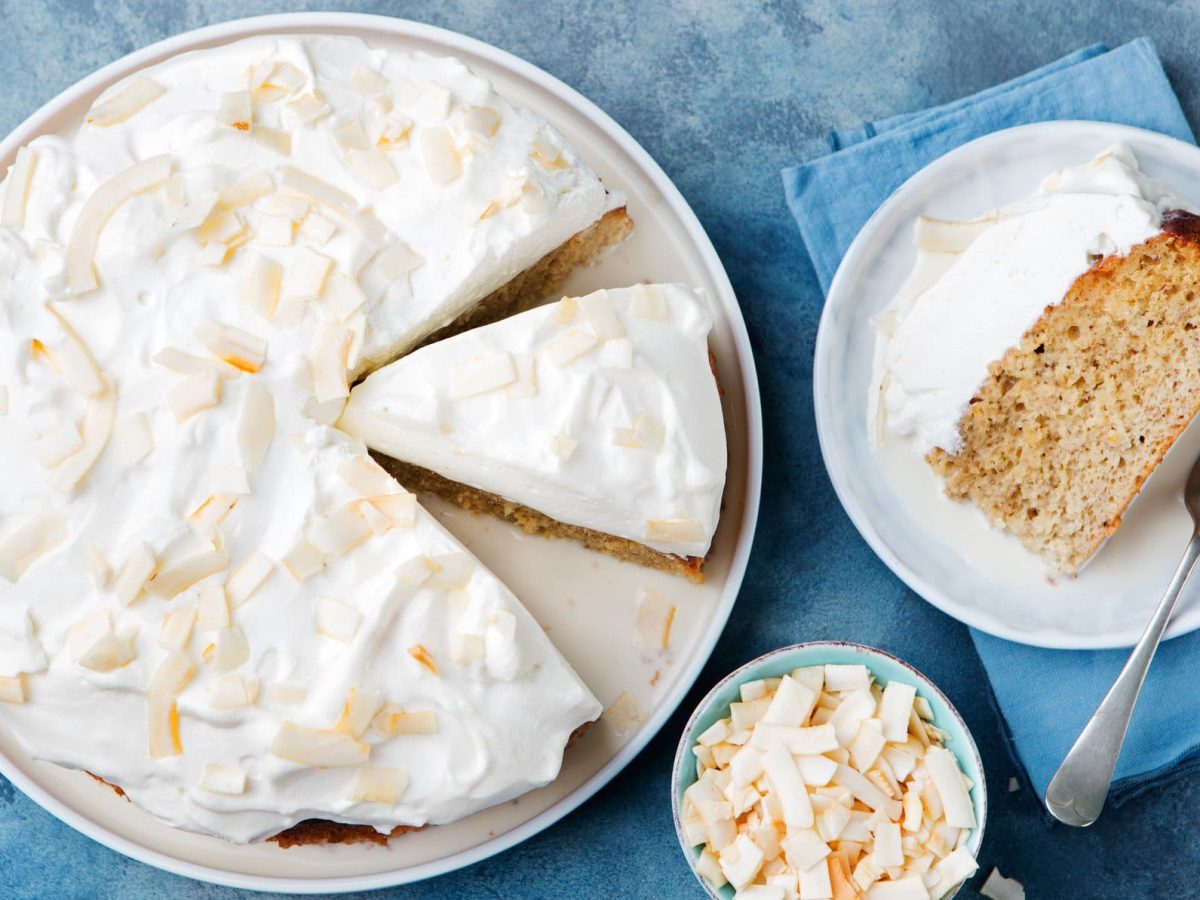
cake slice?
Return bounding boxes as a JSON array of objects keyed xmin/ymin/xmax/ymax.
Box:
[
  {"xmin": 339, "ymin": 284, "xmax": 728, "ymax": 581},
  {"xmin": 928, "ymin": 211, "xmax": 1200, "ymax": 574}
]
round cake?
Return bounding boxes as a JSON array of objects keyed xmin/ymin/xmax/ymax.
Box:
[{"xmin": 0, "ymin": 33, "xmax": 732, "ymax": 844}]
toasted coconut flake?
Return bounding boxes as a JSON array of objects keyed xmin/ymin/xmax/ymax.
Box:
[
  {"xmin": 335, "ymin": 686, "xmax": 383, "ymax": 736},
  {"xmin": 167, "ymin": 369, "xmax": 221, "ymax": 422},
  {"xmin": 218, "ymin": 92, "xmax": 253, "ymax": 130},
  {"xmin": 150, "ymin": 532, "xmax": 229, "ymax": 599},
  {"xmin": 419, "ymin": 127, "xmax": 462, "ymax": 184},
  {"xmin": 196, "ymin": 582, "xmax": 230, "ymax": 630},
  {"xmin": 286, "ymin": 91, "xmax": 330, "ymax": 125},
  {"xmin": 264, "ymin": 192, "xmax": 310, "ymax": 219},
  {"xmin": 395, "ymin": 553, "xmax": 436, "ymax": 588},
  {"xmin": 599, "ymin": 337, "xmax": 634, "ymax": 369},
  {"xmin": 502, "ymin": 354, "xmax": 538, "ymax": 399},
  {"xmin": 0, "ymin": 674, "xmax": 27, "ymax": 704},
  {"xmin": 417, "ymin": 83, "xmax": 452, "ymax": 119},
  {"xmin": 373, "ymin": 244, "xmax": 424, "ymax": 282},
  {"xmin": 374, "ymin": 707, "xmax": 438, "ymax": 736},
  {"xmin": 634, "ymin": 589, "xmax": 676, "ymax": 652},
  {"xmin": 272, "ymin": 722, "xmax": 368, "ymax": 768},
  {"xmin": 196, "ymin": 209, "xmax": 246, "ymax": 246},
  {"xmin": 153, "ymin": 347, "xmax": 239, "ymax": 379},
  {"xmin": 203, "ymin": 626, "xmax": 249, "ymax": 671},
  {"xmin": 645, "ymin": 518, "xmax": 706, "ymax": 545},
  {"xmin": 1, "ymin": 145, "xmax": 36, "ymax": 228},
  {"xmin": 345, "ymin": 148, "xmax": 398, "ymax": 190},
  {"xmin": 333, "ymin": 119, "xmax": 371, "ymax": 152},
  {"xmin": 252, "ymin": 61, "xmax": 306, "ymax": 101},
  {"xmin": 256, "ymin": 213, "xmax": 293, "ymax": 247},
  {"xmin": 44, "ymin": 304, "xmax": 106, "ymax": 397},
  {"xmin": 338, "ymin": 455, "xmax": 400, "ymax": 497},
  {"xmin": 254, "ymin": 126, "xmax": 292, "ymax": 157},
  {"xmin": 319, "ymin": 273, "xmax": 364, "ymax": 323},
  {"xmin": 550, "ymin": 434, "xmax": 577, "ymax": 460},
  {"xmin": 198, "ymin": 321, "xmax": 267, "ymax": 374},
  {"xmin": 310, "ymin": 320, "xmax": 351, "ymax": 402},
  {"xmin": 115, "ymin": 413, "xmax": 154, "ymax": 465},
  {"xmin": 216, "ymin": 171, "xmax": 274, "ymax": 211},
  {"xmin": 350, "ymin": 65, "xmax": 388, "ymax": 95},
  {"xmin": 187, "ymin": 494, "xmax": 238, "ymax": 532},
  {"xmin": 300, "ymin": 210, "xmax": 337, "ymax": 245},
  {"xmin": 209, "ymin": 673, "xmax": 258, "ymax": 709},
  {"xmin": 579, "ymin": 290, "xmax": 624, "ymax": 341},
  {"xmin": 427, "ymin": 552, "xmax": 475, "ymax": 588},
  {"xmin": 377, "ymin": 113, "xmax": 413, "ymax": 146},
  {"xmin": 546, "ymin": 327, "xmax": 598, "ymax": 366},
  {"xmin": 170, "ymin": 193, "xmax": 220, "ymax": 234},
  {"xmin": 629, "ymin": 284, "xmax": 671, "ymax": 321},
  {"xmin": 237, "ymin": 381, "xmax": 274, "ymax": 472},
  {"xmin": 113, "ymin": 542, "xmax": 156, "ymax": 605},
  {"xmin": 198, "ymin": 242, "xmax": 231, "ymax": 267},
  {"xmin": 242, "ymin": 253, "xmax": 283, "ymax": 321},
  {"xmin": 613, "ymin": 413, "xmax": 665, "ymax": 451},
  {"xmin": 87, "ymin": 76, "xmax": 165, "ymax": 126},
  {"xmin": 604, "ymin": 691, "xmax": 645, "ymax": 734},
  {"xmin": 347, "ymin": 765, "xmax": 408, "ymax": 804},
  {"xmin": 279, "ymin": 165, "xmax": 354, "ymax": 212},
  {"xmin": 283, "ymin": 247, "xmax": 334, "ymax": 300},
  {"xmin": 531, "ymin": 135, "xmax": 568, "ymax": 170},
  {"xmin": 31, "ymin": 422, "xmax": 84, "ymax": 468},
  {"xmin": 315, "ymin": 597, "xmax": 362, "ymax": 643},
  {"xmin": 408, "ymin": 643, "xmax": 438, "ymax": 675},
  {"xmin": 451, "ymin": 352, "xmax": 517, "ymax": 399},
  {"xmin": 462, "ymin": 106, "xmax": 500, "ymax": 138},
  {"xmin": 282, "ymin": 538, "xmax": 324, "ymax": 581},
  {"xmin": 226, "ymin": 553, "xmax": 273, "ymax": 607},
  {"xmin": 307, "ymin": 503, "xmax": 370, "ymax": 557},
  {"xmin": 158, "ymin": 606, "xmax": 197, "ymax": 652},
  {"xmin": 147, "ymin": 696, "xmax": 182, "ymax": 759},
  {"xmin": 86, "ymin": 543, "xmax": 111, "ymax": 588},
  {"xmin": 0, "ymin": 513, "xmax": 68, "ymax": 583},
  {"xmin": 201, "ymin": 763, "xmax": 248, "ymax": 794}
]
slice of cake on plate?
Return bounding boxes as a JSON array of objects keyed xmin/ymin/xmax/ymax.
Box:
[
  {"xmin": 0, "ymin": 33, "xmax": 638, "ymax": 844},
  {"xmin": 873, "ymin": 145, "xmax": 1200, "ymax": 574},
  {"xmin": 339, "ymin": 284, "xmax": 728, "ymax": 581}
]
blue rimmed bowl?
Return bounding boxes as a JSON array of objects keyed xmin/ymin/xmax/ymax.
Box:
[{"xmin": 671, "ymin": 641, "xmax": 987, "ymax": 899}]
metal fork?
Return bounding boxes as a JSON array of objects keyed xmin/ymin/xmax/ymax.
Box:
[{"xmin": 1044, "ymin": 450, "xmax": 1200, "ymax": 826}]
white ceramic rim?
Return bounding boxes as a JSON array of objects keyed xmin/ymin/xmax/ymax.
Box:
[
  {"xmin": 669, "ymin": 641, "xmax": 987, "ymax": 899},
  {"xmin": 813, "ymin": 120, "xmax": 1200, "ymax": 649},
  {"xmin": 0, "ymin": 11, "xmax": 764, "ymax": 892}
]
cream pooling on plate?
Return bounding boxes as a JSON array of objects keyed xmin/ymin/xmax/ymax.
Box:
[
  {"xmin": 0, "ymin": 34, "xmax": 605, "ymax": 842},
  {"xmin": 874, "ymin": 145, "xmax": 1178, "ymax": 455},
  {"xmin": 339, "ymin": 284, "xmax": 727, "ymax": 558}
]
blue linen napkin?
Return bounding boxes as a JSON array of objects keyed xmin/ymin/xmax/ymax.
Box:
[{"xmin": 782, "ymin": 37, "xmax": 1200, "ymax": 805}]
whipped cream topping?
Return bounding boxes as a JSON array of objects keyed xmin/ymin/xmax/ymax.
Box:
[
  {"xmin": 0, "ymin": 34, "xmax": 607, "ymax": 842},
  {"xmin": 874, "ymin": 145, "xmax": 1178, "ymax": 454},
  {"xmin": 340, "ymin": 284, "xmax": 727, "ymax": 558}
]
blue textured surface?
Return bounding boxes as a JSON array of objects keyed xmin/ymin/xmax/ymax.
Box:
[{"xmin": 2, "ymin": 2, "xmax": 1199, "ymax": 897}]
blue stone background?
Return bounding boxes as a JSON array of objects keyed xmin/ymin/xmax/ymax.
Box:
[{"xmin": 1, "ymin": 1, "xmax": 1195, "ymax": 897}]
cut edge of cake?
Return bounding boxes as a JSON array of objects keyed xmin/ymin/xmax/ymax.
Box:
[{"xmin": 928, "ymin": 210, "xmax": 1200, "ymax": 575}]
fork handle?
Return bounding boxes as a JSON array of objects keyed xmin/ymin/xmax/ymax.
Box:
[{"xmin": 1044, "ymin": 530, "xmax": 1200, "ymax": 827}]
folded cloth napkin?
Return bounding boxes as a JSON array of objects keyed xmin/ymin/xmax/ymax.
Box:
[{"xmin": 783, "ymin": 37, "xmax": 1200, "ymax": 806}]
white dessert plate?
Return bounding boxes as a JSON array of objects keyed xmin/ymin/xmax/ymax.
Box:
[
  {"xmin": 0, "ymin": 13, "xmax": 762, "ymax": 892},
  {"xmin": 816, "ymin": 119, "xmax": 1200, "ymax": 650}
]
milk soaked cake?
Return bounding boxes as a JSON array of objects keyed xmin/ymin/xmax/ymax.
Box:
[
  {"xmin": 0, "ymin": 33, "xmax": 650, "ymax": 844},
  {"xmin": 873, "ymin": 146, "xmax": 1200, "ymax": 575}
]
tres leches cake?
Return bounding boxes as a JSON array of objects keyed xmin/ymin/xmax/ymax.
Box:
[
  {"xmin": 339, "ymin": 283, "xmax": 728, "ymax": 582},
  {"xmin": 873, "ymin": 145, "xmax": 1200, "ymax": 575},
  {"xmin": 0, "ymin": 33, "xmax": 662, "ymax": 844}
]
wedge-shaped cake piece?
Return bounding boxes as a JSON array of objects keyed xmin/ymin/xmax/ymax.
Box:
[{"xmin": 339, "ymin": 284, "xmax": 727, "ymax": 580}]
